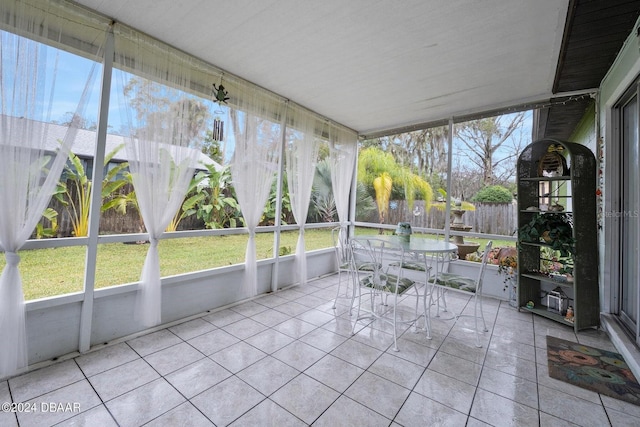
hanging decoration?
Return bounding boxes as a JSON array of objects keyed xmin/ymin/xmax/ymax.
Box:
[
  {"xmin": 211, "ymin": 77, "xmax": 229, "ymax": 142},
  {"xmin": 212, "ymin": 114, "xmax": 224, "ymax": 142}
]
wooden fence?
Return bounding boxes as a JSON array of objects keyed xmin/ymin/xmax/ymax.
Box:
[
  {"xmin": 386, "ymin": 201, "xmax": 518, "ymax": 236},
  {"xmin": 43, "ymin": 192, "xmax": 517, "ymax": 238}
]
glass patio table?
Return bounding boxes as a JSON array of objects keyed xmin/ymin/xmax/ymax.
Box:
[
  {"xmin": 355, "ymin": 235, "xmax": 459, "ymax": 337},
  {"xmin": 357, "ymin": 234, "xmax": 458, "ymax": 256},
  {"xmin": 356, "ymin": 235, "xmax": 458, "ymax": 286}
]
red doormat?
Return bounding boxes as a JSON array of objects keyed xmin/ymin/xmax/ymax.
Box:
[{"xmin": 547, "ymin": 336, "xmax": 640, "ymax": 406}]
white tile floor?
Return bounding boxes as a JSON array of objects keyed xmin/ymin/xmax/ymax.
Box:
[{"xmin": 2, "ymin": 273, "xmax": 640, "ymax": 426}]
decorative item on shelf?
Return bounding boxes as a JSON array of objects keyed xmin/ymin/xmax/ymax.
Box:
[
  {"xmin": 538, "ymin": 143, "xmax": 569, "ymax": 177},
  {"xmin": 518, "ymin": 212, "xmax": 575, "ymax": 257},
  {"xmin": 211, "ymin": 77, "xmax": 229, "ymax": 142},
  {"xmin": 526, "ymin": 301, "xmax": 535, "ymax": 309},
  {"xmin": 548, "ymin": 203, "xmax": 564, "ymax": 212},
  {"xmin": 395, "ymin": 222, "xmax": 412, "ymax": 242},
  {"xmin": 549, "ymin": 272, "xmax": 568, "ymax": 283},
  {"xmin": 538, "ymin": 246, "xmax": 574, "ymax": 281},
  {"xmin": 565, "ymin": 306, "xmax": 574, "ymax": 323},
  {"xmin": 547, "ymin": 287, "xmax": 569, "ymax": 315}
]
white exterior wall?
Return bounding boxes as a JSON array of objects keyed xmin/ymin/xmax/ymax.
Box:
[
  {"xmin": 567, "ymin": 18, "xmax": 640, "ymax": 317},
  {"xmin": 589, "ymin": 18, "xmax": 640, "ymax": 377},
  {"xmin": 22, "ymin": 249, "xmax": 336, "ymax": 368},
  {"xmin": 19, "ymin": 248, "xmax": 515, "ymax": 370},
  {"xmin": 598, "ymin": 18, "xmax": 640, "ymax": 314}
]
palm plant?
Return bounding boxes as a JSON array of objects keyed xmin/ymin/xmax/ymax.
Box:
[
  {"xmin": 56, "ymin": 144, "xmax": 128, "ymax": 236},
  {"xmin": 357, "ymin": 146, "xmax": 433, "ymax": 225},
  {"xmin": 194, "ymin": 164, "xmax": 243, "ymax": 229},
  {"xmin": 373, "ymin": 172, "xmax": 392, "ymax": 224},
  {"xmin": 101, "ymin": 171, "xmax": 145, "ymax": 233},
  {"xmin": 35, "ymin": 208, "xmax": 59, "ymax": 238},
  {"xmin": 165, "ymin": 172, "xmax": 208, "ymax": 232},
  {"xmin": 261, "ymin": 175, "xmax": 293, "ymax": 226},
  {"xmin": 309, "ymin": 160, "xmax": 336, "ymax": 222},
  {"xmin": 309, "ymin": 159, "xmax": 376, "ymax": 223}
]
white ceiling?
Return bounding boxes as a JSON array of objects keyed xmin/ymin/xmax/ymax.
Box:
[{"xmin": 75, "ymin": 0, "xmax": 569, "ymax": 136}]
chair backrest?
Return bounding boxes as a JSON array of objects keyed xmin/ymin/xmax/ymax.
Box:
[
  {"xmin": 475, "ymin": 240, "xmax": 493, "ymax": 293},
  {"xmin": 352, "ymin": 237, "xmax": 407, "ymax": 293},
  {"xmin": 349, "ymin": 237, "xmax": 373, "ymax": 272},
  {"xmin": 332, "ymin": 226, "xmax": 350, "ymax": 265}
]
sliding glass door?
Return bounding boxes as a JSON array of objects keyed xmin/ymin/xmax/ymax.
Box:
[{"xmin": 617, "ymin": 82, "xmax": 640, "ymax": 340}]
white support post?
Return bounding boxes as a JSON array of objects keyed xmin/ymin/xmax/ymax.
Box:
[
  {"xmin": 271, "ymin": 103, "xmax": 288, "ymax": 292},
  {"xmin": 78, "ymin": 27, "xmax": 114, "ymax": 353},
  {"xmin": 348, "ymin": 137, "xmax": 359, "ymax": 238},
  {"xmin": 444, "ymin": 118, "xmax": 454, "ymax": 242}
]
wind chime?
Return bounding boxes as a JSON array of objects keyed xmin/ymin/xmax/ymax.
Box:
[{"xmin": 212, "ymin": 77, "xmax": 229, "ymax": 142}]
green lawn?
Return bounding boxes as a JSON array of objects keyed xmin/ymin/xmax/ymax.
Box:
[
  {"xmin": 1, "ymin": 229, "xmax": 333, "ymax": 301},
  {"xmin": 1, "ymin": 227, "xmax": 514, "ymax": 301}
]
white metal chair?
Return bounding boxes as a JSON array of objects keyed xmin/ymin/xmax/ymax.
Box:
[
  {"xmin": 390, "ymin": 249, "xmax": 433, "ymax": 338},
  {"xmin": 426, "ymin": 248, "xmax": 459, "ymax": 317},
  {"xmin": 428, "ymin": 240, "xmax": 493, "ymax": 347},
  {"xmin": 350, "ymin": 237, "xmax": 423, "ymax": 351},
  {"xmin": 331, "ymin": 226, "xmax": 355, "ymax": 313}
]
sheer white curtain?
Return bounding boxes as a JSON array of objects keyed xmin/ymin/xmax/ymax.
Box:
[
  {"xmin": 0, "ymin": 0, "xmax": 101, "ymax": 376},
  {"xmin": 285, "ymin": 106, "xmax": 322, "ymax": 285},
  {"xmin": 114, "ymin": 28, "xmax": 203, "ymax": 328},
  {"xmin": 230, "ymin": 85, "xmax": 286, "ymax": 297},
  {"xmin": 329, "ymin": 125, "xmax": 358, "ymax": 227}
]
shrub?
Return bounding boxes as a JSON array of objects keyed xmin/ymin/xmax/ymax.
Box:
[{"xmin": 472, "ymin": 185, "xmax": 513, "ymax": 203}]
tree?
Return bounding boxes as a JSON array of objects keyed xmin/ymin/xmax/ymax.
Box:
[
  {"xmin": 367, "ymin": 126, "xmax": 449, "ymax": 178},
  {"xmin": 357, "ymin": 147, "xmax": 433, "ymax": 225},
  {"xmin": 455, "ymin": 113, "xmax": 526, "ymax": 186},
  {"xmin": 373, "ymin": 172, "xmax": 392, "ymax": 224},
  {"xmin": 169, "ymin": 98, "xmax": 209, "ymax": 146},
  {"xmin": 449, "ymin": 157, "xmax": 485, "ymax": 201},
  {"xmin": 55, "ymin": 112, "xmax": 97, "ymax": 131},
  {"xmin": 123, "ymin": 77, "xmax": 211, "ymax": 151}
]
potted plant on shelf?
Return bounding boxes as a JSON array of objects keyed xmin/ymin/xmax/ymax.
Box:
[
  {"xmin": 518, "ymin": 212, "xmax": 575, "ymax": 257},
  {"xmin": 539, "ymin": 246, "xmax": 574, "ymax": 283}
]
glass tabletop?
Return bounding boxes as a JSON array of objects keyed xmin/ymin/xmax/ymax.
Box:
[{"xmin": 356, "ymin": 235, "xmax": 458, "ymax": 254}]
